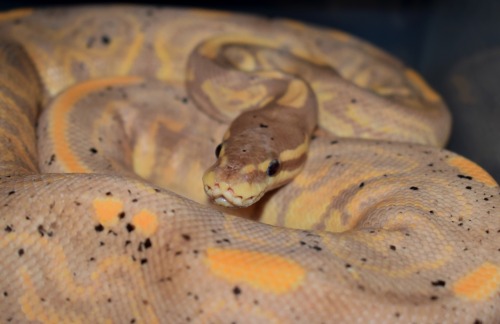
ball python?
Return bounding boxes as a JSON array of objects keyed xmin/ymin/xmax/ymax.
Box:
[{"xmin": 0, "ymin": 5, "xmax": 499, "ymax": 323}]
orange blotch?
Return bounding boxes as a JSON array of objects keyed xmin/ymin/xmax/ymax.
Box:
[
  {"xmin": 205, "ymin": 248, "xmax": 305, "ymax": 294},
  {"xmin": 405, "ymin": 68, "xmax": 441, "ymax": 103},
  {"xmin": 92, "ymin": 198, "xmax": 124, "ymax": 227},
  {"xmin": 453, "ymin": 262, "xmax": 500, "ymax": 301},
  {"xmin": 448, "ymin": 156, "xmax": 497, "ymax": 187},
  {"xmin": 50, "ymin": 76, "xmax": 143, "ymax": 173},
  {"xmin": 132, "ymin": 210, "xmax": 159, "ymax": 236},
  {"xmin": 0, "ymin": 8, "xmax": 33, "ymax": 22}
]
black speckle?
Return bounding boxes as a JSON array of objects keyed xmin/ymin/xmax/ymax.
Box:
[
  {"xmin": 359, "ymin": 182, "xmax": 365, "ymax": 188},
  {"xmin": 101, "ymin": 35, "xmax": 111, "ymax": 45},
  {"xmin": 233, "ymin": 286, "xmax": 241, "ymax": 296},
  {"xmin": 8, "ymin": 190, "xmax": 15, "ymax": 196},
  {"xmin": 410, "ymin": 186, "xmax": 419, "ymax": 191},
  {"xmin": 474, "ymin": 320, "xmax": 483, "ymax": 324},
  {"xmin": 131, "ymin": 198, "xmax": 138, "ymax": 203},
  {"xmin": 466, "ymin": 186, "xmax": 472, "ymax": 190},
  {"xmin": 330, "ymin": 140, "xmax": 338, "ymax": 145},
  {"xmin": 38, "ymin": 225, "xmax": 53, "ymax": 237},
  {"xmin": 95, "ymin": 224, "xmax": 104, "ymax": 232},
  {"xmin": 312, "ymin": 245, "xmax": 322, "ymax": 251},
  {"xmin": 325, "ymin": 154, "xmax": 332, "ymax": 159},
  {"xmin": 4, "ymin": 225, "xmax": 13, "ymax": 232},
  {"xmin": 126, "ymin": 223, "xmax": 135, "ymax": 232},
  {"xmin": 351, "ymin": 98, "xmax": 357, "ymax": 103},
  {"xmin": 430, "ymin": 295, "xmax": 438, "ymax": 301},
  {"xmin": 390, "ymin": 245, "xmax": 396, "ymax": 251},
  {"xmin": 259, "ymin": 123, "xmax": 268, "ymax": 128},
  {"xmin": 118, "ymin": 212, "xmax": 126, "ymax": 219},
  {"xmin": 105, "ymin": 192, "xmax": 112, "ymax": 196},
  {"xmin": 181, "ymin": 97, "xmax": 189, "ymax": 104},
  {"xmin": 140, "ymin": 258, "xmax": 148, "ymax": 265},
  {"xmin": 89, "ymin": 147, "xmax": 98, "ymax": 154},
  {"xmin": 431, "ymin": 280, "xmax": 446, "ymax": 287},
  {"xmin": 47, "ymin": 154, "xmax": 56, "ymax": 165},
  {"xmin": 18, "ymin": 249, "xmax": 24, "ymax": 257},
  {"xmin": 3, "ymin": 291, "xmax": 8, "ymax": 297},
  {"xmin": 345, "ymin": 263, "xmax": 351, "ymax": 268},
  {"xmin": 394, "ymin": 312, "xmax": 400, "ymax": 318},
  {"xmin": 144, "ymin": 238, "xmax": 152, "ymax": 249},
  {"xmin": 182, "ymin": 234, "xmax": 191, "ymax": 241},
  {"xmin": 458, "ymin": 174, "xmax": 473, "ymax": 180}
]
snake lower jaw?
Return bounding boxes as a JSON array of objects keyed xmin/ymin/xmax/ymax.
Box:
[{"xmin": 204, "ymin": 184, "xmax": 262, "ymax": 208}]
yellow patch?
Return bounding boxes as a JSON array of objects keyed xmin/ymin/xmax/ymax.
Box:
[
  {"xmin": 118, "ymin": 33, "xmax": 145, "ymax": 76},
  {"xmin": 240, "ymin": 164, "xmax": 256, "ymax": 174},
  {"xmin": 20, "ymin": 268, "xmax": 80, "ymax": 324},
  {"xmin": 277, "ymin": 79, "xmax": 309, "ymax": 109},
  {"xmin": 453, "ymin": 263, "xmax": 500, "ymax": 300},
  {"xmin": 0, "ymin": 8, "xmax": 33, "ymax": 22},
  {"xmin": 285, "ymin": 184, "xmax": 330, "ymax": 230},
  {"xmin": 154, "ymin": 32, "xmax": 173, "ymax": 81},
  {"xmin": 133, "ymin": 135, "xmax": 156, "ymax": 180},
  {"xmin": 405, "ymin": 68, "xmax": 441, "ymax": 103},
  {"xmin": 132, "ymin": 210, "xmax": 159, "ymax": 236},
  {"xmin": 224, "ymin": 47, "xmax": 257, "ymax": 72},
  {"xmin": 330, "ymin": 29, "xmax": 353, "ymax": 43},
  {"xmin": 277, "ymin": 137, "xmax": 308, "ymax": 163},
  {"xmin": 199, "ymin": 34, "xmax": 278, "ymax": 59},
  {"xmin": 201, "ymin": 80, "xmax": 269, "ymax": 119},
  {"xmin": 92, "ymin": 198, "xmax": 124, "ymax": 227},
  {"xmin": 448, "ymin": 156, "xmax": 497, "ymax": 187},
  {"xmin": 205, "ymin": 248, "xmax": 305, "ymax": 294}
]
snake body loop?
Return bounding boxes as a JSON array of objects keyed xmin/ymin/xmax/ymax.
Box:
[{"xmin": 0, "ymin": 5, "xmax": 499, "ymax": 323}]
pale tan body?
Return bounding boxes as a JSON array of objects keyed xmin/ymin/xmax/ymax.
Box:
[{"xmin": 0, "ymin": 5, "xmax": 499, "ymax": 323}]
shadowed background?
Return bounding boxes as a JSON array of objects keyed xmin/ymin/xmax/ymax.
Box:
[{"xmin": 2, "ymin": 0, "xmax": 499, "ymax": 181}]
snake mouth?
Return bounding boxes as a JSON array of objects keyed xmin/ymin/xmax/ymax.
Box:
[{"xmin": 204, "ymin": 183, "xmax": 260, "ymax": 208}]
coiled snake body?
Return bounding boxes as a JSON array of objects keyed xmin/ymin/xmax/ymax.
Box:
[{"xmin": 0, "ymin": 5, "xmax": 499, "ymax": 323}]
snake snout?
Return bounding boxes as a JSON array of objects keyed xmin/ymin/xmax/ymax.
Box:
[{"xmin": 203, "ymin": 181, "xmax": 256, "ymax": 208}]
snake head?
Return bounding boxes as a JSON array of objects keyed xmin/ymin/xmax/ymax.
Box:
[
  {"xmin": 202, "ymin": 135, "xmax": 283, "ymax": 207},
  {"xmin": 202, "ymin": 112, "xmax": 309, "ymax": 208}
]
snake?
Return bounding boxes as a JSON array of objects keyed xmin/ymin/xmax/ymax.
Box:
[{"xmin": 0, "ymin": 5, "xmax": 499, "ymax": 323}]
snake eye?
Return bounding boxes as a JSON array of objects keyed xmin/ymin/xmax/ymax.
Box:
[
  {"xmin": 266, "ymin": 159, "xmax": 280, "ymax": 177},
  {"xmin": 215, "ymin": 143, "xmax": 223, "ymax": 158}
]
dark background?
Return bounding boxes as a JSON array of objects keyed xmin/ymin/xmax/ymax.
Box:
[{"xmin": 2, "ymin": 0, "xmax": 500, "ymax": 181}]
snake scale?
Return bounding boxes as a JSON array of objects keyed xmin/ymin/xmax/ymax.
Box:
[{"xmin": 0, "ymin": 5, "xmax": 499, "ymax": 323}]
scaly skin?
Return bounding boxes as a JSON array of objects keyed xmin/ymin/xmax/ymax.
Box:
[{"xmin": 0, "ymin": 5, "xmax": 499, "ymax": 323}]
